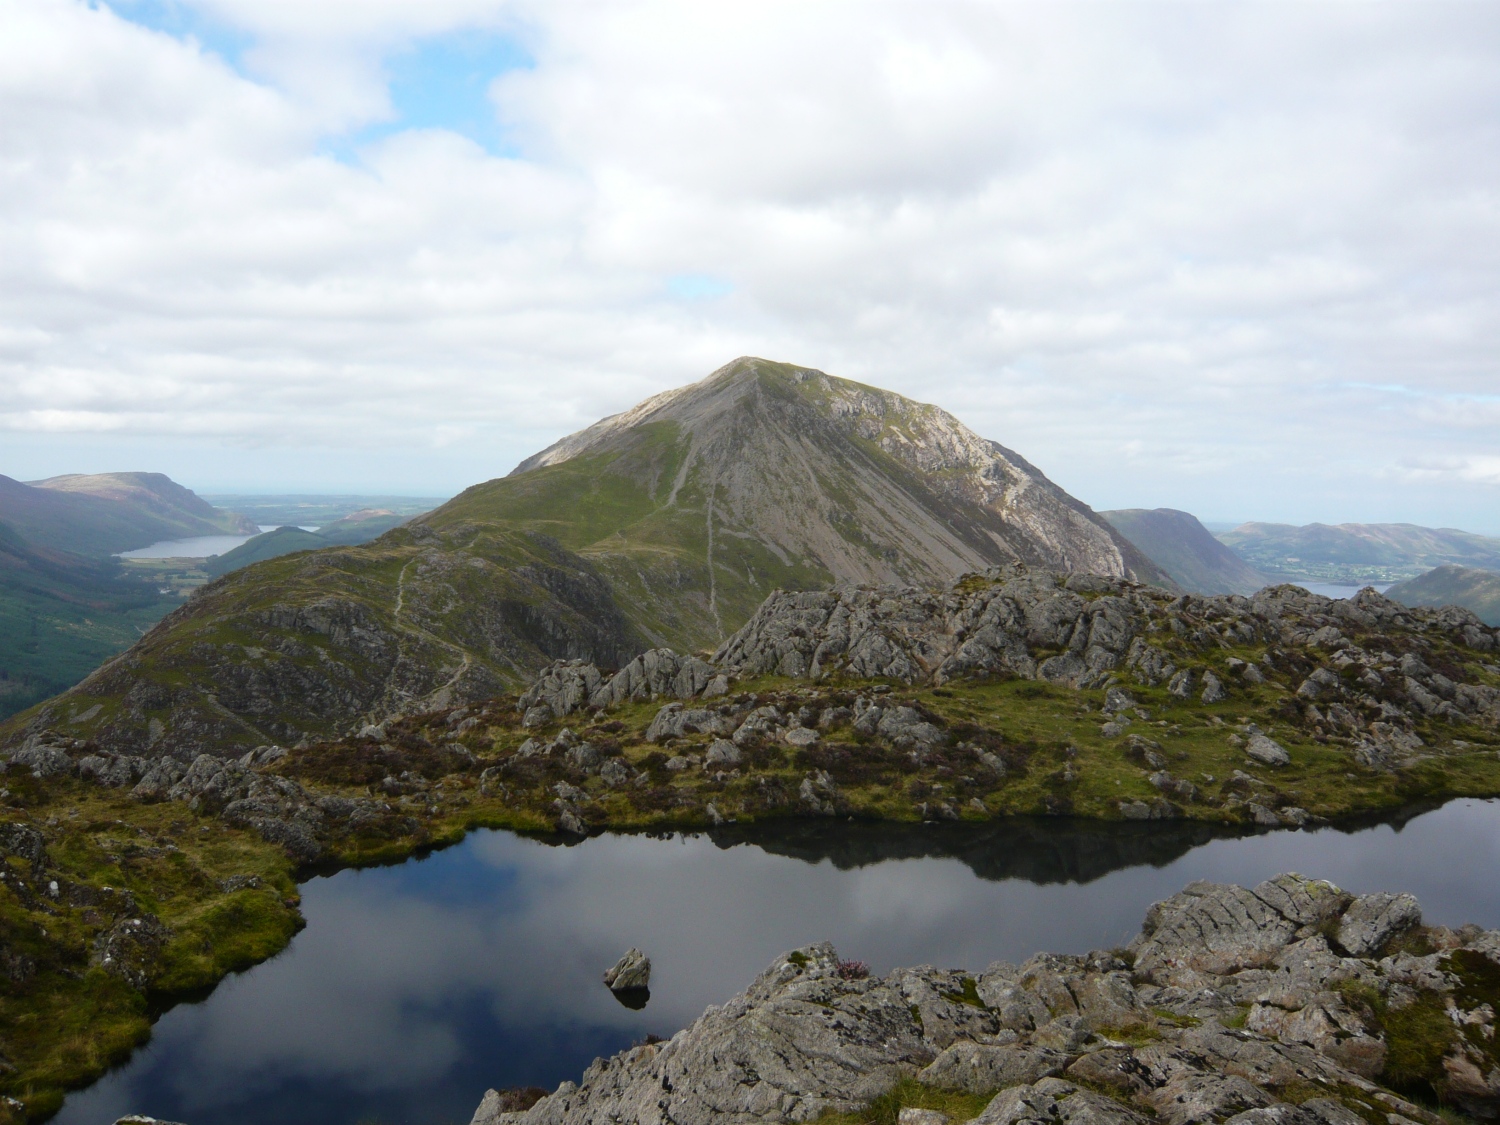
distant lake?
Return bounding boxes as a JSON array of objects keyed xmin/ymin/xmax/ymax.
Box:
[
  {"xmin": 117, "ymin": 527, "xmax": 315, "ymax": 559},
  {"xmin": 55, "ymin": 799, "xmax": 1500, "ymax": 1125}
]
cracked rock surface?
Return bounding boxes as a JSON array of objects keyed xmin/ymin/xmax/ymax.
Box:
[{"xmin": 471, "ymin": 874, "xmax": 1500, "ymax": 1125}]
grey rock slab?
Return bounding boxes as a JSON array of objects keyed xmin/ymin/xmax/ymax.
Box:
[
  {"xmin": 482, "ymin": 943, "xmax": 933, "ymax": 1125},
  {"xmin": 1133, "ymin": 882, "xmax": 1299, "ymax": 979},
  {"xmin": 975, "ymin": 1079, "xmax": 1152, "ymax": 1125},
  {"xmin": 1337, "ymin": 892, "xmax": 1421, "ymax": 956},
  {"xmin": 918, "ymin": 1043, "xmax": 1066, "ymax": 1094}
]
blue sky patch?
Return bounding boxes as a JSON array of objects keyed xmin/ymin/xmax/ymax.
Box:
[
  {"xmin": 103, "ymin": 0, "xmax": 253, "ymax": 71},
  {"xmin": 666, "ymin": 274, "xmax": 734, "ymax": 301},
  {"xmin": 330, "ymin": 30, "xmax": 534, "ymax": 162}
]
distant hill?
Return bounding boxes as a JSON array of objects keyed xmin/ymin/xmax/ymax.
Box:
[
  {"xmin": 0, "ymin": 472, "xmax": 256, "ymax": 556},
  {"xmin": 315, "ymin": 509, "xmax": 411, "ymax": 545},
  {"xmin": 1385, "ymin": 565, "xmax": 1500, "ymax": 626},
  {"xmin": 203, "ymin": 511, "xmax": 411, "ymax": 578},
  {"xmin": 1217, "ymin": 521, "xmax": 1500, "ymax": 585},
  {"xmin": 203, "ymin": 526, "xmax": 328, "ymax": 578},
  {"xmin": 4, "ymin": 357, "xmax": 1177, "ymax": 758},
  {"xmin": 0, "ymin": 521, "xmax": 174, "ymax": 720},
  {"xmin": 1101, "ymin": 508, "xmax": 1269, "ymax": 595}
]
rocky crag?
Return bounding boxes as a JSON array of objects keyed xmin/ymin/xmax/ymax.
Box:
[
  {"xmin": 472, "ymin": 875, "xmax": 1500, "ymax": 1125},
  {"xmin": 8, "ymin": 567, "xmax": 1500, "ymax": 865},
  {"xmin": 0, "ymin": 358, "xmax": 1170, "ymax": 763}
]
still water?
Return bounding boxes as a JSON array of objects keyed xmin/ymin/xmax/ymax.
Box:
[{"xmin": 56, "ymin": 800, "xmax": 1500, "ymax": 1125}]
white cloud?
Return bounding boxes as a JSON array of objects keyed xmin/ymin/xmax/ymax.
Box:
[{"xmin": 0, "ymin": 0, "xmax": 1497, "ymax": 529}]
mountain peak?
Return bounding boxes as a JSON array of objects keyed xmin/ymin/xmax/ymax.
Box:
[{"xmin": 505, "ymin": 357, "xmax": 1170, "ymax": 623}]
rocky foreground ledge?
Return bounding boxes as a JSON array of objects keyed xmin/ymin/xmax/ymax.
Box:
[{"xmin": 471, "ymin": 875, "xmax": 1500, "ymax": 1125}]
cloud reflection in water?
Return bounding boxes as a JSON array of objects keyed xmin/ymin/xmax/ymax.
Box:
[{"xmin": 56, "ymin": 799, "xmax": 1500, "ymax": 1125}]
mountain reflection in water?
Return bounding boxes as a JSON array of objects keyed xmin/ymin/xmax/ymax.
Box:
[{"xmin": 57, "ymin": 799, "xmax": 1500, "ymax": 1125}]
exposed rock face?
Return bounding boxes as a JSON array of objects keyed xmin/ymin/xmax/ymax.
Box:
[
  {"xmin": 712, "ymin": 569, "xmax": 1500, "ymax": 712},
  {"xmin": 472, "ymin": 875, "xmax": 1500, "ymax": 1125},
  {"xmin": 6, "ymin": 737, "xmax": 408, "ymax": 863}
]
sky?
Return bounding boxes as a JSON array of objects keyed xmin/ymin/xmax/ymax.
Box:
[{"xmin": 1, "ymin": 1, "xmax": 1498, "ymax": 531}]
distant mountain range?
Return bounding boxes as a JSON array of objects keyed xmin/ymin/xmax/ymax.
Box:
[
  {"xmin": 1100, "ymin": 509, "xmax": 1269, "ymax": 595},
  {"xmin": 4, "ymin": 357, "xmax": 1175, "ymax": 756},
  {"xmin": 1216, "ymin": 521, "xmax": 1500, "ymax": 585}
]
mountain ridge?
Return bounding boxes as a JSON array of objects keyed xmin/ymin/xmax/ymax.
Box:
[{"xmin": 2, "ymin": 358, "xmax": 1174, "ymax": 758}]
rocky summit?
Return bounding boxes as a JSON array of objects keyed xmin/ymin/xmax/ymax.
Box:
[
  {"xmin": 0, "ymin": 358, "xmax": 1168, "ymax": 764},
  {"xmin": 472, "ymin": 875, "xmax": 1500, "ymax": 1125}
]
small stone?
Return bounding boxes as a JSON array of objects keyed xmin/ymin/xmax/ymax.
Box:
[
  {"xmin": 522, "ymin": 705, "xmax": 554, "ymax": 729},
  {"xmin": 599, "ymin": 758, "xmax": 633, "ymax": 788},
  {"xmin": 705, "ymin": 739, "xmax": 742, "ymax": 766},
  {"xmin": 1248, "ymin": 802, "xmax": 1280, "ymax": 826},
  {"xmin": 898, "ymin": 1110, "xmax": 949, "ymax": 1125},
  {"xmin": 784, "ymin": 727, "xmax": 820, "ymax": 748},
  {"xmin": 1201, "ymin": 671, "xmax": 1228, "ymax": 704},
  {"xmin": 1245, "ymin": 733, "xmax": 1290, "ymax": 767}
]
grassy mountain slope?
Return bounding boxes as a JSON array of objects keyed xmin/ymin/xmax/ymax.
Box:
[
  {"xmin": 1102, "ymin": 508, "xmax": 1269, "ymax": 595},
  {"xmin": 1220, "ymin": 521, "xmax": 1500, "ymax": 585},
  {"xmin": 1, "ymin": 358, "xmax": 1172, "ymax": 757},
  {"xmin": 1386, "ymin": 565, "xmax": 1500, "ymax": 626},
  {"xmin": 1, "ymin": 473, "xmax": 256, "ymax": 557},
  {"xmin": 10, "ymin": 524, "xmax": 643, "ymax": 758},
  {"xmin": 0, "ymin": 523, "xmax": 175, "ymax": 720}
]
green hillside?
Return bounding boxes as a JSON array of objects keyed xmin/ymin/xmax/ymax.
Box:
[
  {"xmin": 1386, "ymin": 565, "xmax": 1500, "ymax": 626},
  {"xmin": 205, "ymin": 512, "xmax": 420, "ymax": 578},
  {"xmin": 203, "ymin": 526, "xmax": 331, "ymax": 578},
  {"xmin": 0, "ymin": 522, "xmax": 175, "ymax": 720}
]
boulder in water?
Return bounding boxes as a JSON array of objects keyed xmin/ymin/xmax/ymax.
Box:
[{"xmin": 603, "ymin": 947, "xmax": 652, "ymax": 992}]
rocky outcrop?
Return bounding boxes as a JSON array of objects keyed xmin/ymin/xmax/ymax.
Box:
[
  {"xmin": 472, "ymin": 875, "xmax": 1500, "ymax": 1125},
  {"xmin": 4, "ymin": 735, "xmax": 404, "ymax": 864},
  {"xmin": 713, "ymin": 571, "xmax": 1500, "ymax": 698}
]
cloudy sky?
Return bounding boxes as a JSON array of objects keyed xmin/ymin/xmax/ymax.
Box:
[{"xmin": 2, "ymin": 0, "xmax": 1498, "ymax": 529}]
